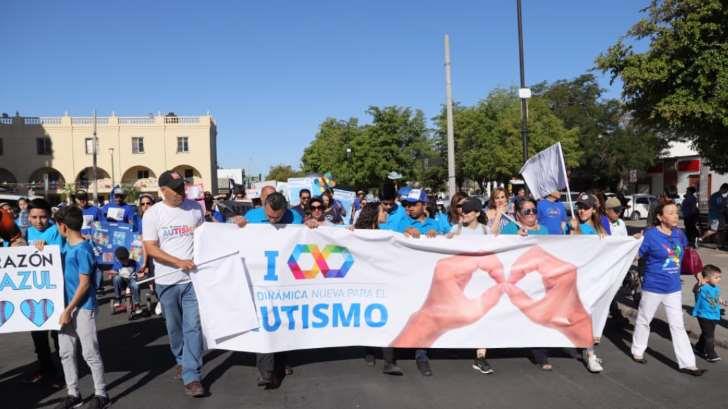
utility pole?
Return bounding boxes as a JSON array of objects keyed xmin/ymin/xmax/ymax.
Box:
[
  {"xmin": 444, "ymin": 34, "xmax": 457, "ymax": 197},
  {"xmin": 92, "ymin": 110, "xmax": 99, "ymax": 203},
  {"xmin": 516, "ymin": 0, "xmax": 531, "ymax": 165},
  {"xmin": 109, "ymin": 148, "xmax": 115, "ymax": 187}
]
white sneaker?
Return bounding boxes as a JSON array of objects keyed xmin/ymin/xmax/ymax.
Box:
[
  {"xmin": 154, "ymin": 302, "xmax": 163, "ymax": 316},
  {"xmin": 586, "ymin": 353, "xmax": 604, "ymax": 373}
]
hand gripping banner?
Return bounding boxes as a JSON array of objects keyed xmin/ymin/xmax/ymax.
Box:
[{"xmin": 192, "ymin": 223, "xmax": 641, "ymax": 353}]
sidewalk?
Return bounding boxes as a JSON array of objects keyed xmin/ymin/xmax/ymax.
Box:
[{"xmin": 621, "ymin": 220, "xmax": 728, "ymax": 349}]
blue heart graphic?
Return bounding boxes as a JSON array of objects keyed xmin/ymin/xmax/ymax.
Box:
[
  {"xmin": 0, "ymin": 301, "xmax": 14, "ymax": 327},
  {"xmin": 20, "ymin": 299, "xmax": 54, "ymax": 327}
]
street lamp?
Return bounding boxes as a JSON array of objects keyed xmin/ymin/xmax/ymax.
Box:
[{"xmin": 516, "ymin": 0, "xmax": 530, "ymax": 165}]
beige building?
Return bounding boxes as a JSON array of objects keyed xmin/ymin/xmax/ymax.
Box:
[{"xmin": 0, "ymin": 112, "xmax": 218, "ymax": 197}]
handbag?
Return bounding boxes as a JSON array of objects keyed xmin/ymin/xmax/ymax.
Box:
[{"xmin": 681, "ymin": 247, "xmax": 704, "ymax": 276}]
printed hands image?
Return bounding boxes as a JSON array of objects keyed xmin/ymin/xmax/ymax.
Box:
[{"xmin": 392, "ymin": 246, "xmax": 593, "ymax": 348}]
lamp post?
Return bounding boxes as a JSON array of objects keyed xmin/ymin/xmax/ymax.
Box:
[
  {"xmin": 109, "ymin": 148, "xmax": 115, "ymax": 187},
  {"xmin": 516, "ymin": 0, "xmax": 530, "ymax": 165}
]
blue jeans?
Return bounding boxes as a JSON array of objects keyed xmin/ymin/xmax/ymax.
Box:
[
  {"xmin": 156, "ymin": 282, "xmax": 203, "ymax": 384},
  {"xmin": 112, "ymin": 275, "xmax": 140, "ymax": 304}
]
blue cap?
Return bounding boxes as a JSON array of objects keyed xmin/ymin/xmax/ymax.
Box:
[
  {"xmin": 402, "ymin": 188, "xmax": 427, "ymax": 203},
  {"xmin": 398, "ymin": 186, "xmax": 411, "ymax": 197}
]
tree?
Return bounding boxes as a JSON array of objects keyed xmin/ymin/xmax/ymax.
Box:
[
  {"xmin": 537, "ymin": 74, "xmax": 667, "ymax": 190},
  {"xmin": 434, "ymin": 89, "xmax": 581, "ymax": 191},
  {"xmin": 596, "ymin": 0, "xmax": 728, "ymax": 172},
  {"xmin": 266, "ymin": 164, "xmax": 300, "ymax": 182},
  {"xmin": 301, "ymin": 106, "xmax": 440, "ymax": 189}
]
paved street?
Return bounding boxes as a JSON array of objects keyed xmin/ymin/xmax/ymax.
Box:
[{"xmin": 3, "ymin": 242, "xmax": 728, "ymax": 409}]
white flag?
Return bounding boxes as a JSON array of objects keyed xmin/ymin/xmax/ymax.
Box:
[{"xmin": 519, "ymin": 142, "xmax": 568, "ymax": 200}]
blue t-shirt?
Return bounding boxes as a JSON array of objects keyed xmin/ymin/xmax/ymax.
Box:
[
  {"xmin": 396, "ymin": 215, "xmax": 440, "ymax": 235},
  {"xmin": 379, "ymin": 203, "xmax": 406, "ymax": 231},
  {"xmin": 245, "ymin": 207, "xmax": 303, "ymax": 225},
  {"xmin": 537, "ymin": 199, "xmax": 567, "ymax": 235},
  {"xmin": 26, "ymin": 224, "xmax": 65, "ymax": 247},
  {"xmin": 501, "ymin": 223, "xmax": 549, "ymax": 235},
  {"xmin": 62, "ymin": 240, "xmax": 97, "ymax": 310},
  {"xmin": 101, "ymin": 203, "xmax": 136, "ymax": 224},
  {"xmin": 600, "ymin": 215, "xmax": 612, "ymax": 235},
  {"xmin": 639, "ymin": 227, "xmax": 687, "ymax": 294},
  {"xmin": 692, "ymin": 284, "xmax": 721, "ymax": 321},
  {"xmin": 435, "ymin": 212, "xmax": 452, "ymax": 235}
]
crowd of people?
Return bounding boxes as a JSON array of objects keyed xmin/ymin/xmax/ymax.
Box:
[{"xmin": 0, "ymin": 171, "xmax": 725, "ymax": 408}]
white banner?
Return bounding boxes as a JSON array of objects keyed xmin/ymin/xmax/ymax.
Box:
[
  {"xmin": 192, "ymin": 224, "xmax": 641, "ymax": 353},
  {"xmin": 0, "ymin": 246, "xmax": 64, "ymax": 334}
]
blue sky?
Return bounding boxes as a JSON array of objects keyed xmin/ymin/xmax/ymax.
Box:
[{"xmin": 1, "ymin": 0, "xmax": 644, "ymax": 177}]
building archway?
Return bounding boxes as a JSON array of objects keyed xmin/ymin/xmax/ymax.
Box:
[
  {"xmin": 172, "ymin": 165, "xmax": 202, "ymax": 182},
  {"xmin": 75, "ymin": 167, "xmax": 111, "ymax": 190},
  {"xmin": 0, "ymin": 168, "xmax": 17, "ymax": 185},
  {"xmin": 28, "ymin": 167, "xmax": 65, "ymax": 190},
  {"xmin": 121, "ymin": 166, "xmax": 157, "ymax": 191}
]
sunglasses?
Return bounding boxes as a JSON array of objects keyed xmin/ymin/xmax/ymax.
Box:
[
  {"xmin": 520, "ymin": 208, "xmax": 537, "ymax": 216},
  {"xmin": 456, "ymin": 204, "xmax": 463, "ymax": 209},
  {"xmin": 140, "ymin": 202, "xmax": 153, "ymax": 206},
  {"xmin": 310, "ymin": 205, "xmax": 322, "ymax": 210}
]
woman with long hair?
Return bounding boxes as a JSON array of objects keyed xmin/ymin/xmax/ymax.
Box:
[
  {"xmin": 486, "ymin": 188, "xmax": 514, "ymax": 235},
  {"xmin": 357, "ymin": 202, "xmax": 404, "ymax": 375},
  {"xmin": 448, "ymin": 192, "xmax": 469, "ymax": 225},
  {"xmin": 631, "ymin": 199, "xmax": 704, "ymax": 376}
]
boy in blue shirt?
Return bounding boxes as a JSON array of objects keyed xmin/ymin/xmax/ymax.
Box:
[
  {"xmin": 693, "ymin": 265, "xmax": 726, "ymax": 362},
  {"xmin": 50, "ymin": 206, "xmax": 109, "ymax": 409},
  {"xmin": 110, "ymin": 246, "xmax": 144, "ymax": 314},
  {"xmin": 537, "ymin": 191, "xmax": 567, "ymax": 235},
  {"xmin": 396, "ymin": 188, "xmax": 440, "ymax": 238},
  {"xmin": 24, "ymin": 199, "xmax": 64, "ymax": 386}
]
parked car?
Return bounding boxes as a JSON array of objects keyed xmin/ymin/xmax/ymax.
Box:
[{"xmin": 623, "ymin": 194, "xmax": 657, "ymax": 220}]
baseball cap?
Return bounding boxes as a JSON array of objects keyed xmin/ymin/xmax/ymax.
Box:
[
  {"xmin": 158, "ymin": 170, "xmax": 185, "ymax": 194},
  {"xmin": 402, "ymin": 188, "xmax": 428, "ymax": 203},
  {"xmin": 461, "ymin": 198, "xmax": 482, "ymax": 214},
  {"xmin": 112, "ymin": 186, "xmax": 126, "ymax": 196},
  {"xmin": 576, "ymin": 192, "xmax": 597, "ymax": 209},
  {"xmin": 605, "ymin": 197, "xmax": 622, "ymax": 210}
]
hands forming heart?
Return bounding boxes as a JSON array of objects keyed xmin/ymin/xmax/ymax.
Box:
[{"xmin": 391, "ymin": 246, "xmax": 593, "ymax": 348}]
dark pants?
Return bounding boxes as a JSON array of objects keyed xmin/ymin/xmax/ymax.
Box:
[
  {"xmin": 695, "ymin": 318, "xmax": 718, "ymax": 359},
  {"xmin": 31, "ymin": 330, "xmax": 59, "ymax": 375},
  {"xmin": 256, "ymin": 352, "xmax": 288, "ymax": 381},
  {"xmin": 684, "ymin": 215, "xmax": 699, "ymax": 247},
  {"xmin": 532, "ymin": 348, "xmax": 549, "ymax": 365},
  {"xmin": 365, "ymin": 347, "xmax": 396, "ymax": 364}
]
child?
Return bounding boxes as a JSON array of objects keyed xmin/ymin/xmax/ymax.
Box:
[
  {"xmin": 111, "ymin": 246, "xmax": 144, "ymax": 314},
  {"xmin": 692, "ymin": 264, "xmax": 726, "ymax": 362},
  {"xmin": 24, "ymin": 198, "xmax": 63, "ymax": 385},
  {"xmin": 51, "ymin": 206, "xmax": 110, "ymax": 409}
]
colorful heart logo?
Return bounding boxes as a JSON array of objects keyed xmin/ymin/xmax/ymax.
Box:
[
  {"xmin": 0, "ymin": 301, "xmax": 14, "ymax": 327},
  {"xmin": 20, "ymin": 299, "xmax": 54, "ymax": 327}
]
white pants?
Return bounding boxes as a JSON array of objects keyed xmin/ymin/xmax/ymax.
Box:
[
  {"xmin": 59, "ymin": 308, "xmax": 107, "ymax": 397},
  {"xmin": 631, "ymin": 290, "xmax": 696, "ymax": 369}
]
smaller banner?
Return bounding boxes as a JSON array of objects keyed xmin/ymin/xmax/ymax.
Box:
[
  {"xmin": 89, "ymin": 222, "xmax": 143, "ymax": 266},
  {"xmin": 333, "ymin": 189, "xmax": 356, "ymax": 225},
  {"xmin": 0, "ymin": 246, "xmax": 64, "ymax": 334}
]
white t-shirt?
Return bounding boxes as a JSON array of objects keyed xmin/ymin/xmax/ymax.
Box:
[
  {"xmin": 450, "ymin": 222, "xmax": 490, "ymax": 236},
  {"xmin": 609, "ymin": 219, "xmax": 628, "ymax": 237},
  {"xmin": 142, "ymin": 199, "xmax": 203, "ymax": 285}
]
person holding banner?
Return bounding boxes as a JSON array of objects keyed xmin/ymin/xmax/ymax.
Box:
[
  {"xmin": 50, "ymin": 206, "xmax": 109, "ymax": 409},
  {"xmin": 142, "ymin": 170, "xmax": 246, "ymax": 397},
  {"xmin": 631, "ymin": 200, "xmax": 705, "ymax": 376},
  {"xmin": 238, "ymin": 191, "xmax": 311, "ymax": 388},
  {"xmin": 397, "ymin": 188, "xmax": 440, "ymax": 239},
  {"xmin": 291, "ymin": 188, "xmax": 311, "ymax": 219},
  {"xmin": 25, "ymin": 199, "xmax": 64, "ymax": 385},
  {"xmin": 356, "ymin": 202, "xmax": 405, "ymax": 376},
  {"xmin": 567, "ymin": 193, "xmax": 606, "ymax": 373},
  {"xmin": 74, "ymin": 191, "xmax": 102, "ymax": 237},
  {"xmin": 378, "ymin": 182, "xmax": 406, "ymax": 230}
]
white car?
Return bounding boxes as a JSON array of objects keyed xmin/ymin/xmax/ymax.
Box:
[{"xmin": 623, "ymin": 194, "xmax": 657, "ymax": 220}]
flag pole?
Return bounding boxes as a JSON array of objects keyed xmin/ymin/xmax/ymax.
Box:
[
  {"xmin": 557, "ymin": 142, "xmax": 576, "ymax": 221},
  {"xmin": 136, "ymin": 250, "xmax": 240, "ymax": 285}
]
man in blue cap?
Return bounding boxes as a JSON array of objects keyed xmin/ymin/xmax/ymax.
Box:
[{"xmin": 396, "ymin": 187, "xmax": 439, "ymax": 238}]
